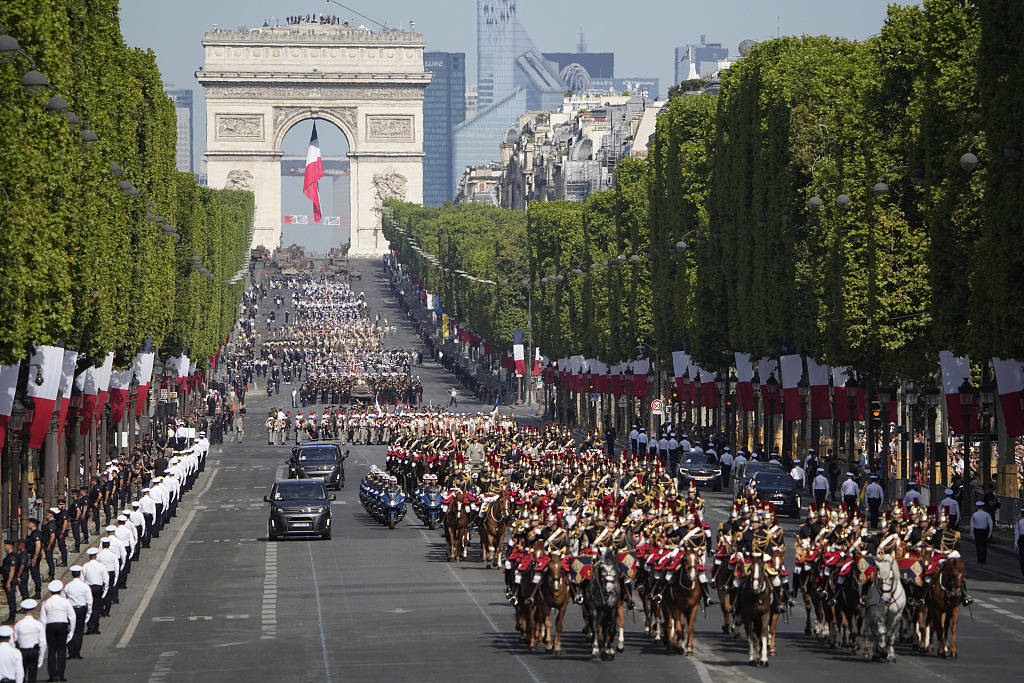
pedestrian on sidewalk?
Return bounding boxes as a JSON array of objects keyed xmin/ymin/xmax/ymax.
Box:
[
  {"xmin": 970, "ymin": 501, "xmax": 993, "ymax": 564},
  {"xmin": 448, "ymin": 387, "xmax": 457, "ymax": 408}
]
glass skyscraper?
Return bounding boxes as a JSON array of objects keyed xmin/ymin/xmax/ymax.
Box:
[
  {"xmin": 423, "ymin": 52, "xmax": 466, "ymax": 205},
  {"xmin": 164, "ymin": 88, "xmax": 194, "ymax": 173},
  {"xmin": 455, "ymin": 0, "xmax": 565, "ymax": 194}
]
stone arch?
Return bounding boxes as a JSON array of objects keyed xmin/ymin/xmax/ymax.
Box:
[{"xmin": 272, "ymin": 106, "xmax": 358, "ymax": 153}]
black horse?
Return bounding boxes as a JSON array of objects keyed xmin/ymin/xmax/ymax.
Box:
[{"xmin": 584, "ymin": 547, "xmax": 623, "ymax": 660}]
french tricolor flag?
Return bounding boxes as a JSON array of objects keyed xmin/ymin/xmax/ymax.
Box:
[
  {"xmin": 108, "ymin": 367, "xmax": 134, "ymax": 424},
  {"xmin": 939, "ymin": 351, "xmax": 981, "ymax": 434},
  {"xmin": 992, "ymin": 358, "xmax": 1024, "ymax": 438},
  {"xmin": 93, "ymin": 352, "xmax": 114, "ymax": 426},
  {"xmin": 780, "ymin": 354, "xmax": 803, "ymax": 421},
  {"xmin": 733, "ymin": 352, "xmax": 756, "ymax": 411},
  {"xmin": 55, "ymin": 349, "xmax": 78, "ymax": 442},
  {"xmin": 303, "ymin": 122, "xmax": 325, "ymax": 223},
  {"xmin": 77, "ymin": 366, "xmax": 97, "ymax": 434},
  {"xmin": 806, "ymin": 357, "xmax": 832, "ymax": 420},
  {"xmin": 0, "ymin": 362, "xmax": 21, "ymax": 450},
  {"xmin": 513, "ymin": 330, "xmax": 525, "ymax": 376},
  {"xmin": 133, "ymin": 339, "xmax": 155, "ymax": 416},
  {"xmin": 176, "ymin": 352, "xmax": 190, "ymax": 392},
  {"xmin": 25, "ymin": 345, "xmax": 65, "ymax": 449}
]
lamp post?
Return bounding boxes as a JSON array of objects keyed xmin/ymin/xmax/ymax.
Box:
[
  {"xmin": 904, "ymin": 381, "xmax": 918, "ymax": 485},
  {"xmin": 958, "ymin": 377, "xmax": 974, "ymax": 490},
  {"xmin": 764, "ymin": 374, "xmax": 780, "ymax": 455},
  {"xmin": 878, "ymin": 383, "xmax": 892, "ymax": 481},
  {"xmin": 923, "ymin": 378, "xmax": 941, "ymax": 499},
  {"xmin": 751, "ymin": 371, "xmax": 761, "ymax": 454},
  {"xmin": 715, "ymin": 371, "xmax": 726, "ymax": 439},
  {"xmin": 846, "ymin": 375, "xmax": 859, "ymax": 471},
  {"xmin": 798, "ymin": 375, "xmax": 810, "ymax": 469},
  {"xmin": 978, "ymin": 370, "xmax": 996, "ymax": 490},
  {"xmin": 725, "ymin": 371, "xmax": 737, "ymax": 453}
]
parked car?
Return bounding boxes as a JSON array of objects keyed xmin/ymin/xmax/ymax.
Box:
[
  {"xmin": 287, "ymin": 442, "xmax": 346, "ymax": 490},
  {"xmin": 731, "ymin": 460, "xmax": 784, "ymax": 497},
  {"xmin": 749, "ymin": 471, "xmax": 802, "ymax": 518},
  {"xmin": 265, "ymin": 479, "xmax": 335, "ymax": 540},
  {"xmin": 676, "ymin": 451, "xmax": 722, "ymax": 492}
]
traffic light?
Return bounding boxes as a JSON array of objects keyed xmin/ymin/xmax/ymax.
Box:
[
  {"xmin": 671, "ymin": 385, "xmax": 679, "ymax": 402},
  {"xmin": 870, "ymin": 401, "xmax": 882, "ymax": 426}
]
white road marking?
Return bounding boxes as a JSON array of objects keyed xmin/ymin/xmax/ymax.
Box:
[
  {"xmin": 262, "ymin": 465, "xmax": 284, "ymax": 640},
  {"xmin": 117, "ymin": 469, "xmax": 219, "ymax": 648},
  {"xmin": 188, "ymin": 615, "xmax": 213, "ymax": 621},
  {"xmin": 148, "ymin": 650, "xmax": 178, "ymax": 683},
  {"xmin": 419, "ymin": 530, "xmax": 541, "ymax": 683}
]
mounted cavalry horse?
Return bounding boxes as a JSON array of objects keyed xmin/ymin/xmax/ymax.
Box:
[
  {"xmin": 737, "ymin": 553, "xmax": 774, "ymax": 667},
  {"xmin": 861, "ymin": 554, "xmax": 906, "ymax": 662},
  {"xmin": 477, "ymin": 490, "xmax": 512, "ymax": 568},
  {"xmin": 583, "ymin": 547, "xmax": 624, "ymax": 660},
  {"xmin": 444, "ymin": 490, "xmax": 471, "ymax": 561},
  {"xmin": 923, "ymin": 555, "xmax": 965, "ymax": 658},
  {"xmin": 531, "ymin": 549, "xmax": 571, "ymax": 654},
  {"xmin": 659, "ymin": 549, "xmax": 702, "ymax": 655}
]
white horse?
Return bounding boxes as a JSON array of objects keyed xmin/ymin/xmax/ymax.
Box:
[{"xmin": 863, "ymin": 555, "xmax": 906, "ymax": 662}]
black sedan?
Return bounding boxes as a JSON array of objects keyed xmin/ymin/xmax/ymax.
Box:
[
  {"xmin": 288, "ymin": 442, "xmax": 346, "ymax": 490},
  {"xmin": 266, "ymin": 479, "xmax": 335, "ymax": 540},
  {"xmin": 749, "ymin": 472, "xmax": 802, "ymax": 518},
  {"xmin": 676, "ymin": 452, "xmax": 722, "ymax": 492}
]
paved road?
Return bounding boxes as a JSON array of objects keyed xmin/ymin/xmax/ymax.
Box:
[{"xmin": 74, "ymin": 259, "xmax": 1024, "ymax": 682}]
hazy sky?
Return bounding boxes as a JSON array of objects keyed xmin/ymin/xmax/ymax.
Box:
[{"xmin": 118, "ymin": 0, "xmax": 917, "ymax": 249}]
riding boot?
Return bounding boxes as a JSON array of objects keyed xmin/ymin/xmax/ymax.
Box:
[
  {"xmin": 700, "ymin": 581, "xmax": 714, "ymax": 606},
  {"xmin": 960, "ymin": 578, "xmax": 973, "ymax": 606}
]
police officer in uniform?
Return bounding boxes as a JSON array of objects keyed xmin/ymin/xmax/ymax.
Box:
[
  {"xmin": 864, "ymin": 475, "xmax": 884, "ymax": 529},
  {"xmin": 40, "ymin": 512, "xmax": 57, "ymax": 582},
  {"xmin": 24, "ymin": 522, "xmax": 43, "ymax": 600},
  {"xmin": 1, "ymin": 542, "xmax": 17, "ymax": 625}
]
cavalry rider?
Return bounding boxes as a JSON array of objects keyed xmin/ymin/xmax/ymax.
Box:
[
  {"xmin": 874, "ymin": 511, "xmax": 903, "ymax": 557},
  {"xmin": 792, "ymin": 505, "xmax": 822, "ymax": 593},
  {"xmin": 678, "ymin": 507, "xmax": 714, "ymax": 606},
  {"xmin": 734, "ymin": 510, "xmax": 792, "ymax": 613}
]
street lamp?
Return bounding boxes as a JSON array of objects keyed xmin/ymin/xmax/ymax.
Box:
[
  {"xmin": 978, "ymin": 370, "xmax": 996, "ymax": 488},
  {"xmin": 798, "ymin": 374, "xmax": 810, "ymax": 467},
  {"xmin": 877, "ymin": 383, "xmax": 893, "ymax": 478},
  {"xmin": 764, "ymin": 373, "xmax": 780, "ymax": 454},
  {"xmin": 846, "ymin": 374, "xmax": 859, "ymax": 471},
  {"xmin": 905, "ymin": 381, "xmax": 918, "ymax": 481},
  {"xmin": 958, "ymin": 377, "xmax": 975, "ymax": 489},
  {"xmin": 923, "ymin": 378, "xmax": 941, "ymax": 493}
]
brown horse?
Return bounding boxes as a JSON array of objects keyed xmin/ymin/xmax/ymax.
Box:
[
  {"xmin": 738, "ymin": 554, "xmax": 773, "ymax": 667},
  {"xmin": 444, "ymin": 491, "xmax": 471, "ymax": 562},
  {"xmin": 711, "ymin": 539, "xmax": 738, "ymax": 636},
  {"xmin": 477, "ymin": 491, "xmax": 512, "ymax": 568},
  {"xmin": 535, "ymin": 550, "xmax": 571, "ymax": 654},
  {"xmin": 802, "ymin": 554, "xmax": 830, "ymax": 640},
  {"xmin": 923, "ymin": 557, "xmax": 965, "ymax": 658},
  {"xmin": 661, "ymin": 550, "xmax": 702, "ymax": 655}
]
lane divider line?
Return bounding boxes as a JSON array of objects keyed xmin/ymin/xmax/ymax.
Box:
[{"xmin": 117, "ymin": 469, "xmax": 220, "ymax": 648}]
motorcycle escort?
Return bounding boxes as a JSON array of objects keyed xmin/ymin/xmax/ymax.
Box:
[
  {"xmin": 412, "ymin": 473, "xmax": 444, "ymax": 530},
  {"xmin": 360, "ymin": 466, "xmax": 408, "ymax": 529}
]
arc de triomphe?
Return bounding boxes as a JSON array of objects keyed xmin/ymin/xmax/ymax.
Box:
[{"xmin": 196, "ymin": 23, "xmax": 431, "ymax": 255}]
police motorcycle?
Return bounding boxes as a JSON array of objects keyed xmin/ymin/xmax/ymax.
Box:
[
  {"xmin": 412, "ymin": 473, "xmax": 444, "ymax": 530},
  {"xmin": 359, "ymin": 466, "xmax": 407, "ymax": 529}
]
